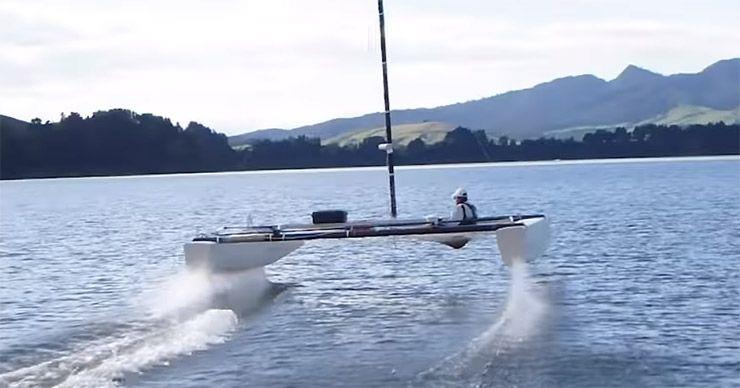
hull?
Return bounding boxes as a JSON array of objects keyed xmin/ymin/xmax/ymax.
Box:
[
  {"xmin": 184, "ymin": 215, "xmax": 549, "ymax": 272},
  {"xmin": 185, "ymin": 240, "xmax": 304, "ymax": 272},
  {"xmin": 415, "ymin": 232, "xmax": 477, "ymax": 249},
  {"xmin": 495, "ymin": 216, "xmax": 550, "ymax": 266}
]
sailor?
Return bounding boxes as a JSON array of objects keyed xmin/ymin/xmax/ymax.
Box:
[{"xmin": 450, "ymin": 188, "xmax": 478, "ymax": 223}]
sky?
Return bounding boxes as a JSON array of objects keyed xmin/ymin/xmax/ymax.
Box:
[{"xmin": 1, "ymin": 0, "xmax": 738, "ymax": 135}]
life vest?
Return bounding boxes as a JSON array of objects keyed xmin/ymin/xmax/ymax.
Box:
[{"xmin": 458, "ymin": 203, "xmax": 478, "ymax": 223}]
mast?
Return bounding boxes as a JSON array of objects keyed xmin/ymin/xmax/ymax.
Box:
[{"xmin": 377, "ymin": 0, "xmax": 398, "ymax": 218}]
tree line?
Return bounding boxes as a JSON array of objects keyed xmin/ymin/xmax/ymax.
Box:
[
  {"xmin": 1, "ymin": 110, "xmax": 237, "ymax": 179},
  {"xmin": 1, "ymin": 109, "xmax": 738, "ymax": 179}
]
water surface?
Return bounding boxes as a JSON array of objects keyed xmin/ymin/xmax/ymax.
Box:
[{"xmin": 1, "ymin": 156, "xmax": 738, "ymax": 387}]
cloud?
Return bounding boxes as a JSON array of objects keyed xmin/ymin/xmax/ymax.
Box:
[
  {"xmin": 0, "ymin": 0, "xmax": 738, "ymax": 133},
  {"xmin": 0, "ymin": 11, "xmax": 79, "ymax": 47}
]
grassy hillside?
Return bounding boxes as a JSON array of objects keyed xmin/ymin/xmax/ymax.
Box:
[
  {"xmin": 544, "ymin": 105, "xmax": 739, "ymax": 139},
  {"xmin": 307, "ymin": 104, "xmax": 740, "ymax": 146},
  {"xmin": 640, "ymin": 105, "xmax": 739, "ymax": 126},
  {"xmin": 227, "ymin": 128, "xmax": 290, "ymax": 147},
  {"xmin": 325, "ymin": 122, "xmax": 457, "ymax": 146}
]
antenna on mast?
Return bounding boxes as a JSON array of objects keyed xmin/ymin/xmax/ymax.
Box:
[{"xmin": 376, "ymin": 0, "xmax": 398, "ymax": 218}]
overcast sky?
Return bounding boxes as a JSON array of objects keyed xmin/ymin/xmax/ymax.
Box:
[{"xmin": 1, "ymin": 0, "xmax": 738, "ymax": 135}]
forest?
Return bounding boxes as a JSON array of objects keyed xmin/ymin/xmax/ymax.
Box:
[{"xmin": 1, "ymin": 109, "xmax": 738, "ymax": 179}]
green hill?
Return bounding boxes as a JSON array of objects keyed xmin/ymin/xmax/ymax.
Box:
[
  {"xmin": 544, "ymin": 104, "xmax": 739, "ymax": 139},
  {"xmin": 641, "ymin": 104, "xmax": 739, "ymax": 126},
  {"xmin": 325, "ymin": 122, "xmax": 457, "ymax": 146}
]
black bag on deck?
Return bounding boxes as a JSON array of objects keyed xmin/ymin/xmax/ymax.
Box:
[{"xmin": 311, "ymin": 210, "xmax": 347, "ymax": 224}]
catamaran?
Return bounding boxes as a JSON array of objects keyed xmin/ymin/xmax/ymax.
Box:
[{"xmin": 184, "ymin": 0, "xmax": 549, "ymax": 272}]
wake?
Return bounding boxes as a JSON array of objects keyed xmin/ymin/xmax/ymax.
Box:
[
  {"xmin": 0, "ymin": 268, "xmax": 278, "ymax": 388},
  {"xmin": 417, "ymin": 261, "xmax": 550, "ymax": 386}
]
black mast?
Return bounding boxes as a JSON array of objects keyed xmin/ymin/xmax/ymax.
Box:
[{"xmin": 377, "ymin": 0, "xmax": 398, "ymax": 218}]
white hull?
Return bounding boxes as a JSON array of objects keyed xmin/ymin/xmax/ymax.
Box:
[
  {"xmin": 495, "ymin": 216, "xmax": 550, "ymax": 266},
  {"xmin": 184, "ymin": 216, "xmax": 549, "ymax": 273},
  {"xmin": 185, "ymin": 240, "xmax": 304, "ymax": 272}
]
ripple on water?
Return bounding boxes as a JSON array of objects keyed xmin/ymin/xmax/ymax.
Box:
[{"xmin": 1, "ymin": 157, "xmax": 739, "ymax": 387}]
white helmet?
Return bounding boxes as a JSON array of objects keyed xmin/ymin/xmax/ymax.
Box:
[{"xmin": 451, "ymin": 187, "xmax": 468, "ymax": 200}]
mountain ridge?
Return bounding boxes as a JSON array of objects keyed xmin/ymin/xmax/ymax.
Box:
[{"xmin": 230, "ymin": 58, "xmax": 739, "ymax": 146}]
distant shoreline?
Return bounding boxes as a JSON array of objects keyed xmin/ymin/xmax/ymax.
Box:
[
  {"xmin": 2, "ymin": 155, "xmax": 737, "ymax": 183},
  {"xmin": 4, "ymin": 111, "xmax": 737, "ymax": 181}
]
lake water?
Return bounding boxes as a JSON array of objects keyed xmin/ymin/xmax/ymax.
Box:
[{"xmin": 1, "ymin": 156, "xmax": 738, "ymax": 387}]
